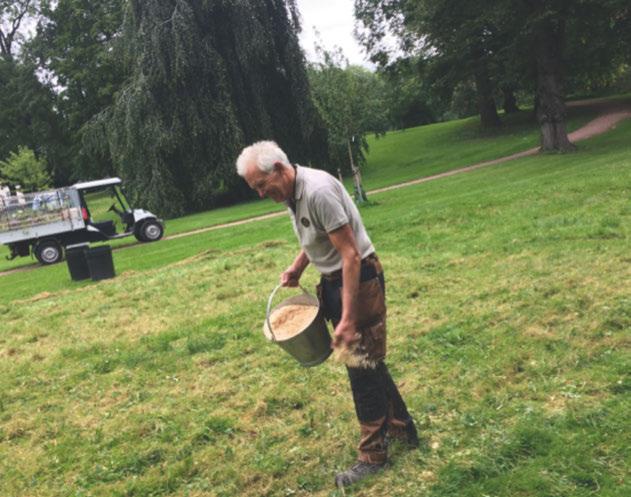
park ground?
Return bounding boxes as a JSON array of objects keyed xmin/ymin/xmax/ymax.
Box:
[{"xmin": 0, "ymin": 98, "xmax": 630, "ymax": 497}]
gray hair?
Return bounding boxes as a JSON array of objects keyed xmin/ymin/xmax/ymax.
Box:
[{"xmin": 235, "ymin": 140, "xmax": 290, "ymax": 177}]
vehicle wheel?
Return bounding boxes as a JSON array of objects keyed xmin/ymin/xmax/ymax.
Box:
[
  {"xmin": 138, "ymin": 219, "xmax": 164, "ymax": 242},
  {"xmin": 133, "ymin": 222, "xmax": 146, "ymax": 242},
  {"xmin": 34, "ymin": 240, "xmax": 64, "ymax": 265}
]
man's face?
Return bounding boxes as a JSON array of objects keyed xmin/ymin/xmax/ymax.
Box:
[{"xmin": 244, "ymin": 162, "xmax": 289, "ymax": 203}]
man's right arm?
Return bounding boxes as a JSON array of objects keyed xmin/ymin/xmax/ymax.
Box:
[{"xmin": 280, "ymin": 249, "xmax": 310, "ymax": 287}]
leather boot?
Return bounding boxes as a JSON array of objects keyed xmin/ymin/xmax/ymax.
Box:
[{"xmin": 334, "ymin": 460, "xmax": 387, "ymax": 487}]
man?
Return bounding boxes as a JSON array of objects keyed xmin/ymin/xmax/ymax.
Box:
[{"xmin": 236, "ymin": 140, "xmax": 418, "ymax": 487}]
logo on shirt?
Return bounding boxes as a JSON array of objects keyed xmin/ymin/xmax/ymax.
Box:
[{"xmin": 300, "ymin": 217, "xmax": 311, "ymax": 228}]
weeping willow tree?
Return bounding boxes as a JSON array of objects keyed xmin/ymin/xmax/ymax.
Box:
[{"xmin": 86, "ymin": 0, "xmax": 327, "ymax": 217}]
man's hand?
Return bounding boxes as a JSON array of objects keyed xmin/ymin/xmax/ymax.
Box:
[
  {"xmin": 280, "ymin": 250, "xmax": 310, "ymax": 287},
  {"xmin": 332, "ymin": 319, "xmax": 360, "ymax": 349},
  {"xmin": 280, "ymin": 267, "xmax": 301, "ymax": 287}
]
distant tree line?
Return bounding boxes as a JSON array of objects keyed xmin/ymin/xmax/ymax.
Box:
[
  {"xmin": 1, "ymin": 0, "xmax": 630, "ymax": 216},
  {"xmin": 354, "ymin": 0, "xmax": 631, "ymax": 150}
]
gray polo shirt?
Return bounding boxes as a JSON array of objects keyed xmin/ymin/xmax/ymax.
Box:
[{"xmin": 288, "ymin": 165, "xmax": 375, "ymax": 274}]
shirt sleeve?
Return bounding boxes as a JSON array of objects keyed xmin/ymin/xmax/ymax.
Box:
[{"xmin": 310, "ymin": 184, "xmax": 350, "ymax": 233}]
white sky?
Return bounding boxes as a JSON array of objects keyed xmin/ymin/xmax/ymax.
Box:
[{"xmin": 296, "ymin": 0, "xmax": 373, "ymax": 68}]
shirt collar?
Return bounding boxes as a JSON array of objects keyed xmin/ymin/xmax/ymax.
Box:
[{"xmin": 293, "ymin": 164, "xmax": 305, "ymax": 202}]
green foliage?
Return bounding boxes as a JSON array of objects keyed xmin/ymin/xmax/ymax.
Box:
[
  {"xmin": 563, "ymin": 1, "xmax": 631, "ymax": 95},
  {"xmin": 1, "ymin": 3, "xmax": 69, "ymax": 182},
  {"xmin": 0, "ymin": 146, "xmax": 51, "ymax": 191},
  {"xmin": 379, "ymin": 57, "xmax": 439, "ymax": 128},
  {"xmin": 27, "ymin": 0, "xmax": 127, "ymax": 181},
  {"xmin": 356, "ymin": 0, "xmax": 506, "ymax": 127},
  {"xmin": 308, "ymin": 47, "xmax": 388, "ymax": 173},
  {"xmin": 0, "ymin": 59, "xmax": 66, "ymax": 182},
  {"xmin": 355, "ymin": 0, "xmax": 631, "ymax": 137},
  {"xmin": 446, "ymin": 81, "xmax": 479, "ymax": 119},
  {"xmin": 0, "ymin": 0, "xmax": 42, "ymax": 60},
  {"xmin": 86, "ymin": 0, "xmax": 328, "ymax": 218}
]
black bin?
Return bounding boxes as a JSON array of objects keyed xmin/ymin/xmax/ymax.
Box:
[
  {"xmin": 66, "ymin": 244, "xmax": 90, "ymax": 281},
  {"xmin": 86, "ymin": 245, "xmax": 116, "ymax": 281}
]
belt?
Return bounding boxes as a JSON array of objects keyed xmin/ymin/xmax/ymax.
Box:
[{"xmin": 321, "ymin": 253, "xmax": 379, "ymax": 285}]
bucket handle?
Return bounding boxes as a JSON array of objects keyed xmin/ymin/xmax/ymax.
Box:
[{"xmin": 265, "ymin": 284, "xmax": 311, "ymax": 342}]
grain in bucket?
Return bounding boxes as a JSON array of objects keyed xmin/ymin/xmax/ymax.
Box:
[{"xmin": 264, "ymin": 284, "xmax": 332, "ymax": 367}]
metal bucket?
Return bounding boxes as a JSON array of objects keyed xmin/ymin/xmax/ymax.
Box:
[{"xmin": 264, "ymin": 284, "xmax": 332, "ymax": 367}]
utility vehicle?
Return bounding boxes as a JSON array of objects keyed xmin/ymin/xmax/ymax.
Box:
[{"xmin": 0, "ymin": 178, "xmax": 164, "ymax": 264}]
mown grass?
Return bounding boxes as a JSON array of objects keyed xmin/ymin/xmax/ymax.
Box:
[
  {"xmin": 0, "ymin": 99, "xmax": 602, "ymax": 273},
  {"xmin": 360, "ymin": 102, "xmax": 596, "ymax": 189},
  {"xmin": 1, "ymin": 116, "xmax": 630, "ymax": 497}
]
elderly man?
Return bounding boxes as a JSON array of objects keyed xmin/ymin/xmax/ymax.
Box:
[{"xmin": 236, "ymin": 141, "xmax": 418, "ymax": 487}]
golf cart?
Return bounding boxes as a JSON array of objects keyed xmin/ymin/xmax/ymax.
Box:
[{"xmin": 0, "ymin": 177, "xmax": 164, "ymax": 265}]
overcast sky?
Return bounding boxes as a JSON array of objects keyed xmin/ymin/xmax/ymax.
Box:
[
  {"xmin": 16, "ymin": 1, "xmax": 369, "ymax": 69},
  {"xmin": 295, "ymin": 0, "xmax": 373, "ymax": 68}
]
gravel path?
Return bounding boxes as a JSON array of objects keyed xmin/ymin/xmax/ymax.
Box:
[{"xmin": 2, "ymin": 97, "xmax": 630, "ymax": 277}]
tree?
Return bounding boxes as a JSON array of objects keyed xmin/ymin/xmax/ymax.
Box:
[
  {"xmin": 514, "ymin": 0, "xmax": 630, "ymax": 150},
  {"xmin": 0, "ymin": 58, "xmax": 66, "ymax": 182},
  {"xmin": 26, "ymin": 0, "xmax": 126, "ymax": 180},
  {"xmin": 308, "ymin": 47, "xmax": 389, "ymax": 202},
  {"xmin": 525, "ymin": 1, "xmax": 575, "ymax": 151},
  {"xmin": 87, "ymin": 0, "xmax": 328, "ymax": 217},
  {"xmin": 0, "ymin": 145, "xmax": 51, "ymax": 191},
  {"xmin": 356, "ymin": 0, "xmax": 502, "ymax": 128},
  {"xmin": 354, "ymin": 0, "xmax": 631, "ymax": 151},
  {"xmin": 562, "ymin": 0, "xmax": 631, "ymax": 94},
  {"xmin": 380, "ymin": 57, "xmax": 438, "ymax": 128},
  {"xmin": 1, "ymin": 0, "xmax": 73, "ymax": 185},
  {"xmin": 1, "ymin": 0, "xmax": 40, "ymax": 61}
]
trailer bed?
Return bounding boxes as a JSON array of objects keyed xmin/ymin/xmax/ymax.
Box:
[{"xmin": 0, "ymin": 189, "xmax": 85, "ymax": 245}]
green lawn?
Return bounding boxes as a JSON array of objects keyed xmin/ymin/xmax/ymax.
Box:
[
  {"xmin": 0, "ymin": 100, "xmax": 603, "ymax": 273},
  {"xmin": 1, "ymin": 116, "xmax": 629, "ymax": 496},
  {"xmin": 360, "ymin": 104, "xmax": 596, "ymax": 189}
]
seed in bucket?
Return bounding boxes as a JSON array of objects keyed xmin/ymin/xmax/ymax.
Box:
[{"xmin": 265, "ymin": 304, "xmax": 319, "ymax": 341}]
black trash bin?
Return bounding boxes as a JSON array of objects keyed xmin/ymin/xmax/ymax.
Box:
[
  {"xmin": 66, "ymin": 244, "xmax": 90, "ymax": 281},
  {"xmin": 86, "ymin": 245, "xmax": 116, "ymax": 281}
]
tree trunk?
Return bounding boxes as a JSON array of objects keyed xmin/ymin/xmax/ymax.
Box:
[
  {"xmin": 473, "ymin": 59, "xmax": 500, "ymax": 127},
  {"xmin": 502, "ymin": 87, "xmax": 520, "ymax": 114},
  {"xmin": 534, "ymin": 18, "xmax": 575, "ymax": 152},
  {"xmin": 347, "ymin": 138, "xmax": 367, "ymax": 203}
]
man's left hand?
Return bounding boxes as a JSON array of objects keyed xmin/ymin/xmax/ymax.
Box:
[{"xmin": 332, "ymin": 319, "xmax": 360, "ymax": 349}]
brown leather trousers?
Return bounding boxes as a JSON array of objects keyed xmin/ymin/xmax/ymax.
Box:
[{"xmin": 318, "ymin": 254, "xmax": 411, "ymax": 464}]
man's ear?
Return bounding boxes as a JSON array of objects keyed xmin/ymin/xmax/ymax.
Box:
[{"xmin": 273, "ymin": 161, "xmax": 285, "ymax": 173}]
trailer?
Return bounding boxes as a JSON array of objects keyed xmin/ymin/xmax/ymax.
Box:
[{"xmin": 0, "ymin": 178, "xmax": 164, "ymax": 265}]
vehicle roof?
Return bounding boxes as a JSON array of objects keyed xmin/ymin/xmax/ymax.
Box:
[{"xmin": 72, "ymin": 177, "xmax": 122, "ymax": 190}]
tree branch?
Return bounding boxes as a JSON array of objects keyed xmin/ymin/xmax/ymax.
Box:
[{"xmin": 0, "ymin": 0, "xmax": 32, "ymax": 59}]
